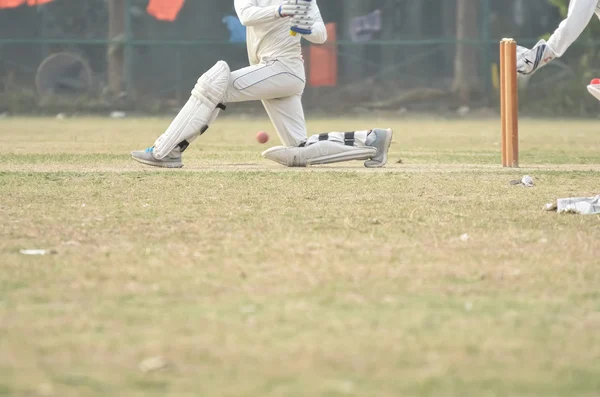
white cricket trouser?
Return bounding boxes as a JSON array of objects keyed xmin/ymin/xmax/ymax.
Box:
[{"xmin": 223, "ymin": 58, "xmax": 307, "ymax": 147}]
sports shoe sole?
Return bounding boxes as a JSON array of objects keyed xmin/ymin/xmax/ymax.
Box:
[{"xmin": 131, "ymin": 153, "xmax": 183, "ymax": 168}]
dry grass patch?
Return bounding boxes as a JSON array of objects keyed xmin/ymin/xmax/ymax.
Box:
[{"xmin": 0, "ymin": 117, "xmax": 599, "ymax": 396}]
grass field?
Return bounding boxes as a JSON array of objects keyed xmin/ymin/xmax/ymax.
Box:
[{"xmin": 1, "ymin": 116, "xmax": 599, "ymax": 397}]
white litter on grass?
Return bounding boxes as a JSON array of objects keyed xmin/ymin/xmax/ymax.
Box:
[
  {"xmin": 521, "ymin": 175, "xmax": 534, "ymax": 187},
  {"xmin": 138, "ymin": 356, "xmax": 168, "ymax": 373},
  {"xmin": 56, "ymin": 113, "xmax": 67, "ymax": 120},
  {"xmin": 546, "ymin": 195, "xmax": 600, "ymax": 215},
  {"xmin": 19, "ymin": 249, "xmax": 56, "ymax": 255},
  {"xmin": 510, "ymin": 175, "xmax": 534, "ymax": 187},
  {"xmin": 459, "ymin": 233, "xmax": 470, "ymax": 242}
]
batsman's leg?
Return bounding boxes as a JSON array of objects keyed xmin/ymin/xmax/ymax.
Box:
[
  {"xmin": 261, "ymin": 94, "xmax": 307, "ymax": 147},
  {"xmin": 262, "ymin": 128, "xmax": 393, "ymax": 167},
  {"xmin": 260, "ymin": 91, "xmax": 393, "ymax": 167},
  {"xmin": 131, "ymin": 61, "xmax": 230, "ymax": 168},
  {"xmin": 132, "ymin": 60, "xmax": 306, "ymax": 168}
]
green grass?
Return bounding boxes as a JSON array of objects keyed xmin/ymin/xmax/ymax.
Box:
[{"xmin": 0, "ymin": 117, "xmax": 599, "ymax": 397}]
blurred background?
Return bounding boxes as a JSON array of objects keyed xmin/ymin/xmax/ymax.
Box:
[{"xmin": 1, "ymin": 0, "xmax": 599, "ymax": 116}]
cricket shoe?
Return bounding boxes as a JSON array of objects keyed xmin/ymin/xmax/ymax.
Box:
[
  {"xmin": 588, "ymin": 78, "xmax": 600, "ymax": 102},
  {"xmin": 364, "ymin": 128, "xmax": 393, "ymax": 168},
  {"xmin": 131, "ymin": 147, "xmax": 183, "ymax": 168}
]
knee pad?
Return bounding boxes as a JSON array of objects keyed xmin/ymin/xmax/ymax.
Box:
[{"xmin": 191, "ymin": 61, "xmax": 230, "ymax": 107}]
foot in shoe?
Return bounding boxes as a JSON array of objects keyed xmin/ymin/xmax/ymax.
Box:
[
  {"xmin": 364, "ymin": 128, "xmax": 393, "ymax": 168},
  {"xmin": 131, "ymin": 147, "xmax": 183, "ymax": 168}
]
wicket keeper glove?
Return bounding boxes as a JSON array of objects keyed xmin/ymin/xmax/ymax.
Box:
[
  {"xmin": 516, "ymin": 40, "xmax": 557, "ymax": 76},
  {"xmin": 279, "ymin": 0, "xmax": 311, "ymax": 18}
]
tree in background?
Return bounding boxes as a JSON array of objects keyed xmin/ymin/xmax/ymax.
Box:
[
  {"xmin": 452, "ymin": 0, "xmax": 480, "ymax": 103},
  {"xmin": 108, "ymin": 0, "xmax": 125, "ymax": 96}
]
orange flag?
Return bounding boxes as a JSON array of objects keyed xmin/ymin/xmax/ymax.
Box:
[
  {"xmin": 0, "ymin": 0, "xmax": 24, "ymax": 7},
  {"xmin": 0, "ymin": 0, "xmax": 53, "ymax": 8},
  {"xmin": 147, "ymin": 0, "xmax": 185, "ymax": 22}
]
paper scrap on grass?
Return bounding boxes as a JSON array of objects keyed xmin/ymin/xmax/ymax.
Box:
[
  {"xmin": 510, "ymin": 175, "xmax": 534, "ymax": 187},
  {"xmin": 521, "ymin": 175, "xmax": 534, "ymax": 187},
  {"xmin": 19, "ymin": 249, "xmax": 56, "ymax": 255},
  {"xmin": 545, "ymin": 196, "xmax": 600, "ymax": 215},
  {"xmin": 138, "ymin": 356, "xmax": 168, "ymax": 373}
]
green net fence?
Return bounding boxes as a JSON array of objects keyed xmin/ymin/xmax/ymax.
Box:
[{"xmin": 1, "ymin": 0, "xmax": 598, "ymax": 116}]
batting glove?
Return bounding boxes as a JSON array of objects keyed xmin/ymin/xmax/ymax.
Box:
[
  {"xmin": 516, "ymin": 40, "xmax": 557, "ymax": 76},
  {"xmin": 290, "ymin": 12, "xmax": 315, "ymax": 35},
  {"xmin": 279, "ymin": 0, "xmax": 311, "ymax": 18}
]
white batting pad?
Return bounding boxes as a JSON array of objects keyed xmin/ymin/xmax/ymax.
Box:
[
  {"xmin": 305, "ymin": 130, "xmax": 369, "ymax": 146},
  {"xmin": 262, "ymin": 141, "xmax": 376, "ymax": 167},
  {"xmin": 153, "ymin": 61, "xmax": 230, "ymax": 159}
]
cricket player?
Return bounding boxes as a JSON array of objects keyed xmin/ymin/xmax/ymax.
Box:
[
  {"xmin": 516, "ymin": 0, "xmax": 600, "ymax": 76},
  {"xmin": 131, "ymin": 0, "xmax": 393, "ymax": 168}
]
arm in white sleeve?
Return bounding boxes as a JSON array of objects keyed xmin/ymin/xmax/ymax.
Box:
[
  {"xmin": 303, "ymin": 2, "xmax": 327, "ymax": 44},
  {"xmin": 235, "ymin": 0, "xmax": 280, "ymax": 27},
  {"xmin": 547, "ymin": 0, "xmax": 598, "ymax": 57}
]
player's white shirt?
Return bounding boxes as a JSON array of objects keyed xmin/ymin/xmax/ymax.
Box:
[
  {"xmin": 547, "ymin": 0, "xmax": 600, "ymax": 56},
  {"xmin": 234, "ymin": 0, "xmax": 327, "ymax": 66}
]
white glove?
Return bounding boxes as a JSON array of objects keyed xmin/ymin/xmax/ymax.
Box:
[
  {"xmin": 279, "ymin": 0, "xmax": 311, "ymax": 18},
  {"xmin": 283, "ymin": 0, "xmax": 313, "ymax": 35},
  {"xmin": 516, "ymin": 40, "xmax": 557, "ymax": 76},
  {"xmin": 291, "ymin": 12, "xmax": 315, "ymax": 35}
]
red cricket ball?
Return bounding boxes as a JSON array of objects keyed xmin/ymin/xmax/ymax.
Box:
[{"xmin": 256, "ymin": 131, "xmax": 269, "ymax": 144}]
